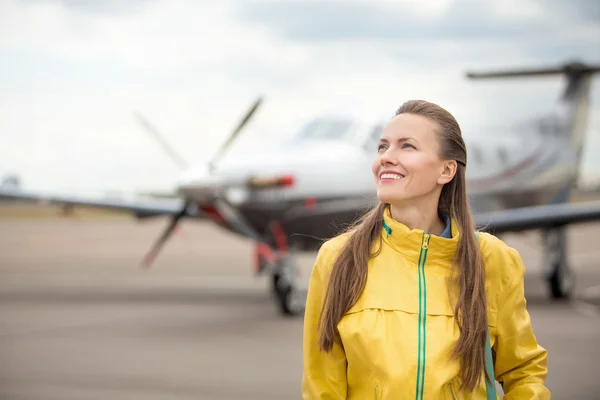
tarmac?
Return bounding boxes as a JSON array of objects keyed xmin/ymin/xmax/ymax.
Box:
[{"xmin": 0, "ymin": 214, "xmax": 599, "ymax": 399}]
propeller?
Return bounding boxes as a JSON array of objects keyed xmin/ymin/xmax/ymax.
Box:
[
  {"xmin": 141, "ymin": 201, "xmax": 192, "ymax": 268},
  {"xmin": 133, "ymin": 112, "xmax": 189, "ymax": 170},
  {"xmin": 136, "ymin": 96, "xmax": 264, "ymax": 268},
  {"xmin": 208, "ymin": 96, "xmax": 263, "ymax": 172}
]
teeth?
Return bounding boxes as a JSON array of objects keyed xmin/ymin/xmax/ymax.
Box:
[{"xmin": 381, "ymin": 173, "xmax": 403, "ymax": 180}]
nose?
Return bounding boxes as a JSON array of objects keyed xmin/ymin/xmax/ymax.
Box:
[{"xmin": 379, "ymin": 148, "xmax": 397, "ymax": 166}]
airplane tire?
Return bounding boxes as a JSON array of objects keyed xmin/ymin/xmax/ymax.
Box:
[
  {"xmin": 272, "ymin": 258, "xmax": 305, "ymax": 316},
  {"xmin": 542, "ymin": 227, "xmax": 574, "ymax": 300},
  {"xmin": 547, "ymin": 262, "xmax": 574, "ymax": 300}
]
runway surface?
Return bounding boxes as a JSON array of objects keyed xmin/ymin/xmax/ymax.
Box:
[{"xmin": 0, "ymin": 216, "xmax": 599, "ymax": 399}]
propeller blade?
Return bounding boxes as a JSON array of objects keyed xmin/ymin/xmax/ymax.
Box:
[
  {"xmin": 208, "ymin": 96, "xmax": 263, "ymax": 171},
  {"xmin": 133, "ymin": 111, "xmax": 189, "ymax": 169},
  {"xmin": 140, "ymin": 203, "xmax": 190, "ymax": 268}
]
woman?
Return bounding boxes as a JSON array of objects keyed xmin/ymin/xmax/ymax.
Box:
[{"xmin": 301, "ymin": 100, "xmax": 550, "ymax": 399}]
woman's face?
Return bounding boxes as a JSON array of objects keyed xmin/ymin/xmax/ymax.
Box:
[{"xmin": 372, "ymin": 113, "xmax": 455, "ymax": 206}]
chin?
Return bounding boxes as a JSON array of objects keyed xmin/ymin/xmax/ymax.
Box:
[{"xmin": 376, "ymin": 188, "xmax": 409, "ymax": 205}]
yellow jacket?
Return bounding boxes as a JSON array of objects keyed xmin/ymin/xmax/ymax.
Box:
[{"xmin": 302, "ymin": 207, "xmax": 550, "ymax": 399}]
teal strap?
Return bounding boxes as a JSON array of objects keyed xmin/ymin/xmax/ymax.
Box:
[
  {"xmin": 476, "ymin": 231, "xmax": 496, "ymax": 400},
  {"xmin": 485, "ymin": 331, "xmax": 496, "ymax": 399}
]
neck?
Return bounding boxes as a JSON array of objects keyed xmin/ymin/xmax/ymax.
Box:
[{"xmin": 389, "ymin": 196, "xmax": 445, "ymax": 236}]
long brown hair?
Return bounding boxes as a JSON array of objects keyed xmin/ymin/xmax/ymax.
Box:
[{"xmin": 317, "ymin": 99, "xmax": 489, "ymax": 391}]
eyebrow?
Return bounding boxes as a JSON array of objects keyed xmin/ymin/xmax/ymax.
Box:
[{"xmin": 379, "ymin": 136, "xmax": 418, "ymax": 144}]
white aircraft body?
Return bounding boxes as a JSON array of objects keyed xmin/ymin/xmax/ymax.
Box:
[{"xmin": 3, "ymin": 60, "xmax": 600, "ymax": 316}]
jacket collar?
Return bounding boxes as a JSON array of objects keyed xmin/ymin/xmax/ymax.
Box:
[{"xmin": 381, "ymin": 205, "xmax": 460, "ymax": 263}]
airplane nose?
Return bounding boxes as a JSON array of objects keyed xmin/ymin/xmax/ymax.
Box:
[
  {"xmin": 176, "ymin": 165, "xmax": 210, "ymax": 188},
  {"xmin": 175, "ymin": 165, "xmax": 229, "ymax": 201},
  {"xmin": 174, "ymin": 141, "xmax": 370, "ymax": 202}
]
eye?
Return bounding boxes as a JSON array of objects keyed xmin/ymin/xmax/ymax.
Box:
[
  {"xmin": 402, "ymin": 143, "xmax": 416, "ymax": 149},
  {"xmin": 377, "ymin": 144, "xmax": 387, "ymax": 151}
]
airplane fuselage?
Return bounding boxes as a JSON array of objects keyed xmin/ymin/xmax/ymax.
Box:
[{"xmin": 175, "ymin": 63, "xmax": 595, "ymax": 251}]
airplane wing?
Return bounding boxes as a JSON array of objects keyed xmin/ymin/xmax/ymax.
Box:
[
  {"xmin": 474, "ymin": 200, "xmax": 600, "ymax": 233},
  {"xmin": 281, "ymin": 197, "xmax": 600, "ymax": 234},
  {"xmin": 0, "ymin": 186, "xmax": 200, "ymax": 219}
]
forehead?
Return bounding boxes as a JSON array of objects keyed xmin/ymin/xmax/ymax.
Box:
[{"xmin": 381, "ymin": 113, "xmax": 440, "ymax": 142}]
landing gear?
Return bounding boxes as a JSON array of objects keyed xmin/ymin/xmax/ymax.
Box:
[
  {"xmin": 541, "ymin": 227, "xmax": 574, "ymax": 299},
  {"xmin": 255, "ymin": 221, "xmax": 306, "ymax": 316},
  {"xmin": 272, "ymin": 251, "xmax": 305, "ymax": 316},
  {"xmin": 209, "ymin": 198, "xmax": 308, "ymax": 316}
]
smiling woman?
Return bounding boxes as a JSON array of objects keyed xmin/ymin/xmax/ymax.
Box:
[{"xmin": 302, "ymin": 100, "xmax": 550, "ymax": 399}]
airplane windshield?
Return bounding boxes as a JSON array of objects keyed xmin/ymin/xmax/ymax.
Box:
[{"xmin": 293, "ymin": 119, "xmax": 355, "ymax": 141}]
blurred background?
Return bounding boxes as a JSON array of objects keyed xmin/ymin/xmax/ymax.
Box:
[{"xmin": 1, "ymin": 0, "xmax": 599, "ymax": 399}]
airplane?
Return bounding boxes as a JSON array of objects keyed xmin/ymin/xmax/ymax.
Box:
[{"xmin": 2, "ymin": 59, "xmax": 600, "ymax": 317}]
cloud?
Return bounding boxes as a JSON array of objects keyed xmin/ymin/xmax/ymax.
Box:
[
  {"xmin": 0, "ymin": 0, "xmax": 599, "ymax": 194},
  {"xmin": 238, "ymin": 0, "xmax": 599, "ymax": 42},
  {"xmin": 237, "ymin": 0, "xmax": 600, "ymax": 69}
]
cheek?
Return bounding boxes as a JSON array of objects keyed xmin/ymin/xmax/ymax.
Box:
[
  {"xmin": 371, "ymin": 157, "xmax": 380, "ymax": 178},
  {"xmin": 406, "ymin": 157, "xmax": 440, "ymax": 181}
]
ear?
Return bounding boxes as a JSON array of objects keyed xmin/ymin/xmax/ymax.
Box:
[{"xmin": 437, "ymin": 160, "xmax": 457, "ymax": 185}]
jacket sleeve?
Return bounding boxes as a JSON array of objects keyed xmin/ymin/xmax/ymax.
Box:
[
  {"xmin": 302, "ymin": 242, "xmax": 348, "ymax": 399},
  {"xmin": 493, "ymin": 247, "xmax": 551, "ymax": 399}
]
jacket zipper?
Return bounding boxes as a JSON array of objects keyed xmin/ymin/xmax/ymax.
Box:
[
  {"xmin": 374, "ymin": 382, "xmax": 380, "ymax": 399},
  {"xmin": 415, "ymin": 233, "xmax": 430, "ymax": 400},
  {"xmin": 448, "ymin": 382, "xmax": 457, "ymax": 400}
]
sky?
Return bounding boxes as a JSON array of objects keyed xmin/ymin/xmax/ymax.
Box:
[{"xmin": 1, "ymin": 0, "xmax": 600, "ymax": 195}]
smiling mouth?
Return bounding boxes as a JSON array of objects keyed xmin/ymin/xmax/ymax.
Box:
[{"xmin": 380, "ymin": 172, "xmax": 404, "ymax": 181}]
